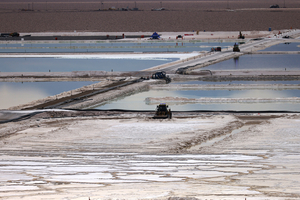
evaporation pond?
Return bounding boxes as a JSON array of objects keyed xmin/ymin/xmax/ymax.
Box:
[
  {"xmin": 202, "ymin": 54, "xmax": 300, "ymax": 71},
  {"xmin": 0, "ymin": 41, "xmax": 234, "ymax": 53},
  {"xmin": 170, "ymin": 80, "xmax": 300, "ymax": 85},
  {"xmin": 93, "ymin": 88, "xmax": 300, "ymax": 111},
  {"xmin": 0, "ymin": 81, "xmax": 97, "ymax": 109},
  {"xmin": 0, "ymin": 57, "xmax": 178, "ymax": 72},
  {"xmin": 259, "ymin": 42, "xmax": 300, "ymax": 51}
]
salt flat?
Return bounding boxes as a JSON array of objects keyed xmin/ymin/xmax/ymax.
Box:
[{"xmin": 1, "ymin": 112, "xmax": 300, "ymax": 199}]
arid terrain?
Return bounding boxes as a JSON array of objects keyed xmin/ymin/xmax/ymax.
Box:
[{"xmin": 0, "ymin": 0, "xmax": 299, "ymax": 32}]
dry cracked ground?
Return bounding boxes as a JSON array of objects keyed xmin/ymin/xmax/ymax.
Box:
[{"xmin": 0, "ymin": 111, "xmax": 300, "ymax": 199}]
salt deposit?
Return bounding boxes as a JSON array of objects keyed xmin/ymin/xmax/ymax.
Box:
[{"xmin": 1, "ymin": 112, "xmax": 300, "ymax": 199}]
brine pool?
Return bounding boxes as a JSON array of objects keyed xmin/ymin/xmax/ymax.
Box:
[
  {"xmin": 0, "ymin": 81, "xmax": 97, "ymax": 109},
  {"xmin": 0, "ymin": 57, "xmax": 179, "ymax": 72},
  {"xmin": 92, "ymin": 80, "xmax": 300, "ymax": 111},
  {"xmin": 0, "ymin": 41, "xmax": 233, "ymax": 53},
  {"xmin": 1, "ymin": 42, "xmax": 300, "ymax": 111},
  {"xmin": 201, "ymin": 54, "xmax": 300, "ymax": 71},
  {"xmin": 259, "ymin": 42, "xmax": 300, "ymax": 51}
]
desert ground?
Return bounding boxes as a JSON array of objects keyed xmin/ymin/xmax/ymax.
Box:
[{"xmin": 0, "ymin": 0, "xmax": 300, "ymax": 32}]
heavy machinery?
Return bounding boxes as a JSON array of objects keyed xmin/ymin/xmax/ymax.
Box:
[
  {"xmin": 238, "ymin": 31, "xmax": 245, "ymax": 39},
  {"xmin": 0, "ymin": 32, "xmax": 20, "ymax": 37},
  {"xmin": 151, "ymin": 71, "xmax": 171, "ymax": 83},
  {"xmin": 153, "ymin": 103, "xmax": 172, "ymax": 119},
  {"xmin": 211, "ymin": 47, "xmax": 222, "ymax": 52},
  {"xmin": 233, "ymin": 43, "xmax": 240, "ymax": 52}
]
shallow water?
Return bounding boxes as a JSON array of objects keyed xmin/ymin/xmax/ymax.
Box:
[
  {"xmin": 92, "ymin": 88, "xmax": 300, "ymax": 111},
  {"xmin": 0, "ymin": 81, "xmax": 97, "ymax": 109},
  {"xmin": 203, "ymin": 54, "xmax": 300, "ymax": 71},
  {"xmin": 259, "ymin": 42, "xmax": 300, "ymax": 51},
  {"xmin": 0, "ymin": 41, "xmax": 233, "ymax": 53},
  {"xmin": 0, "ymin": 57, "xmax": 178, "ymax": 72},
  {"xmin": 171, "ymin": 80, "xmax": 300, "ymax": 85}
]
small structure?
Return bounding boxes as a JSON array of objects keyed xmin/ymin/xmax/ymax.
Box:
[{"xmin": 150, "ymin": 32, "xmax": 160, "ymax": 39}]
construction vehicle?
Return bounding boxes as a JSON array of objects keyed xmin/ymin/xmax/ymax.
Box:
[
  {"xmin": 151, "ymin": 71, "xmax": 171, "ymax": 83},
  {"xmin": 211, "ymin": 47, "xmax": 221, "ymax": 52},
  {"xmin": 270, "ymin": 4, "xmax": 279, "ymax": 8},
  {"xmin": 153, "ymin": 103, "xmax": 172, "ymax": 119},
  {"xmin": 1, "ymin": 32, "xmax": 19, "ymax": 37},
  {"xmin": 238, "ymin": 31, "xmax": 245, "ymax": 39},
  {"xmin": 233, "ymin": 43, "xmax": 240, "ymax": 52}
]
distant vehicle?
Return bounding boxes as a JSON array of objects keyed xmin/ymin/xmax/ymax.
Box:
[
  {"xmin": 151, "ymin": 7, "xmax": 165, "ymax": 11},
  {"xmin": 151, "ymin": 71, "xmax": 171, "ymax": 83},
  {"xmin": 153, "ymin": 103, "xmax": 172, "ymax": 119},
  {"xmin": 152, "ymin": 71, "xmax": 167, "ymax": 79},
  {"xmin": 0, "ymin": 32, "xmax": 19, "ymax": 37},
  {"xmin": 238, "ymin": 31, "xmax": 245, "ymax": 39},
  {"xmin": 270, "ymin": 4, "xmax": 279, "ymax": 8},
  {"xmin": 10, "ymin": 32, "xmax": 20, "ymax": 37},
  {"xmin": 233, "ymin": 43, "xmax": 240, "ymax": 52},
  {"xmin": 211, "ymin": 47, "xmax": 222, "ymax": 52}
]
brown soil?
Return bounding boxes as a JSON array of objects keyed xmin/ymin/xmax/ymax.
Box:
[{"xmin": 0, "ymin": 0, "xmax": 299, "ymax": 32}]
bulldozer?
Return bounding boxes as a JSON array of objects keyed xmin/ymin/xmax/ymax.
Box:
[{"xmin": 153, "ymin": 103, "xmax": 172, "ymax": 119}]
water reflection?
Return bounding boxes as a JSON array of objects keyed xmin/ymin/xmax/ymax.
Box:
[
  {"xmin": 93, "ymin": 89, "xmax": 300, "ymax": 111},
  {"xmin": 234, "ymin": 57, "xmax": 239, "ymax": 69},
  {"xmin": 203, "ymin": 54, "xmax": 300, "ymax": 71},
  {"xmin": 0, "ymin": 81, "xmax": 97, "ymax": 109}
]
